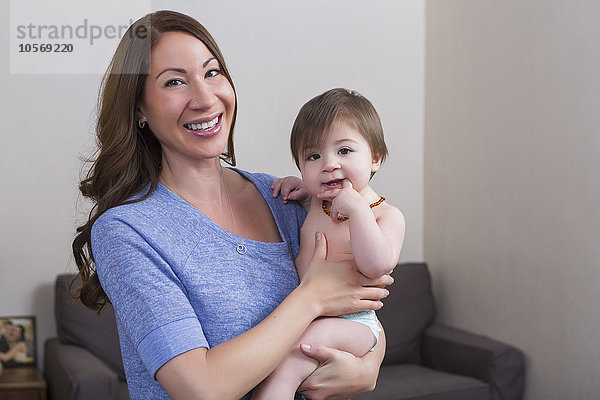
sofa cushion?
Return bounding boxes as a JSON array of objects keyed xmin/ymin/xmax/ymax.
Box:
[
  {"xmin": 54, "ymin": 274, "xmax": 125, "ymax": 381},
  {"xmin": 378, "ymin": 263, "xmax": 436, "ymax": 365},
  {"xmin": 354, "ymin": 364, "xmax": 489, "ymax": 400},
  {"xmin": 45, "ymin": 338, "xmax": 130, "ymax": 400}
]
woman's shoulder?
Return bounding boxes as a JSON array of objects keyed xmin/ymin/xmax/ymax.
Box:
[
  {"xmin": 91, "ymin": 185, "xmax": 173, "ymax": 236},
  {"xmin": 231, "ymin": 168, "xmax": 277, "ymax": 189},
  {"xmin": 232, "ymin": 167, "xmax": 306, "ymax": 233}
]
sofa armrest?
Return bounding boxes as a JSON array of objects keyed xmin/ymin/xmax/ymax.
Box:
[
  {"xmin": 44, "ymin": 338, "xmax": 128, "ymax": 400},
  {"xmin": 421, "ymin": 324, "xmax": 525, "ymax": 400}
]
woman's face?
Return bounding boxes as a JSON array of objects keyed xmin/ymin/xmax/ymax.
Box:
[
  {"xmin": 6, "ymin": 324, "xmax": 22, "ymax": 341},
  {"xmin": 138, "ymin": 31, "xmax": 236, "ymax": 167}
]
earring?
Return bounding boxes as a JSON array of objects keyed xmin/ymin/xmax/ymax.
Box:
[{"xmin": 138, "ymin": 119, "xmax": 146, "ymax": 129}]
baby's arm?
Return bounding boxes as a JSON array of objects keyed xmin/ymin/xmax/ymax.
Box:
[
  {"xmin": 349, "ymin": 204, "xmax": 405, "ymax": 278},
  {"xmin": 320, "ymin": 180, "xmax": 405, "ymax": 278}
]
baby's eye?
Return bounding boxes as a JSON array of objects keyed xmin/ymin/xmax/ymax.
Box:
[
  {"xmin": 164, "ymin": 78, "xmax": 184, "ymax": 87},
  {"xmin": 307, "ymin": 153, "xmax": 321, "ymax": 161},
  {"xmin": 338, "ymin": 147, "xmax": 352, "ymax": 155}
]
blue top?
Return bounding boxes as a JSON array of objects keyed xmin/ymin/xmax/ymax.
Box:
[{"xmin": 92, "ymin": 169, "xmax": 306, "ymax": 399}]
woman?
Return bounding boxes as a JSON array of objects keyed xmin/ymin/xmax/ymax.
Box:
[{"xmin": 73, "ymin": 10, "xmax": 391, "ymax": 400}]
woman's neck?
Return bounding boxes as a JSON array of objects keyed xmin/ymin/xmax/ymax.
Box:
[{"xmin": 159, "ymin": 157, "xmax": 229, "ymax": 206}]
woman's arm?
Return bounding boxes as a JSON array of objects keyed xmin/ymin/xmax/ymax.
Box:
[
  {"xmin": 156, "ymin": 233, "xmax": 391, "ymax": 400},
  {"xmin": 298, "ymin": 327, "xmax": 387, "ymax": 400}
]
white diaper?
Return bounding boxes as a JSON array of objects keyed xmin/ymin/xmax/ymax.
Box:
[{"xmin": 338, "ymin": 310, "xmax": 381, "ymax": 351}]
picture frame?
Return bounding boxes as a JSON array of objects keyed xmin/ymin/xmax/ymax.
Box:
[{"xmin": 0, "ymin": 315, "xmax": 36, "ymax": 367}]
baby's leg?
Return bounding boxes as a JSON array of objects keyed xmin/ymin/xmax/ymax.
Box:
[{"xmin": 251, "ymin": 317, "xmax": 375, "ymax": 400}]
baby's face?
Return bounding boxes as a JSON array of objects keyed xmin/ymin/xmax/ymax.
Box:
[{"xmin": 298, "ymin": 120, "xmax": 380, "ymax": 197}]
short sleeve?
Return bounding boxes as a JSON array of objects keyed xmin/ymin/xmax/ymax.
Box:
[{"xmin": 92, "ymin": 212, "xmax": 209, "ymax": 377}]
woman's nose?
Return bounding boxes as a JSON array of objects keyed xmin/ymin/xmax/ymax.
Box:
[{"xmin": 189, "ymin": 82, "xmax": 217, "ymax": 110}]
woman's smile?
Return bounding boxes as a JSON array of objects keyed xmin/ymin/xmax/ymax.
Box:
[
  {"xmin": 138, "ymin": 31, "xmax": 236, "ymax": 165},
  {"xmin": 183, "ymin": 114, "xmax": 222, "ymax": 137}
]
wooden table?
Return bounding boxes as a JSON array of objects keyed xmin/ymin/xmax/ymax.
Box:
[{"xmin": 0, "ymin": 366, "xmax": 47, "ymax": 400}]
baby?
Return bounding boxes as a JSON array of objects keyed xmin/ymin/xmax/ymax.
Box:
[{"xmin": 253, "ymin": 88, "xmax": 405, "ymax": 399}]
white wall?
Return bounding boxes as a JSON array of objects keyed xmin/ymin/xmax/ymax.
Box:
[
  {"xmin": 425, "ymin": 1, "xmax": 600, "ymax": 399},
  {"xmin": 0, "ymin": 1, "xmax": 424, "ymax": 370}
]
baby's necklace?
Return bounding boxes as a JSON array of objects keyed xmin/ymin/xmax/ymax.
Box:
[{"xmin": 322, "ymin": 196, "xmax": 385, "ymax": 221}]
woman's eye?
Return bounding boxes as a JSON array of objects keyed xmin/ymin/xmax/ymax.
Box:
[
  {"xmin": 164, "ymin": 79, "xmax": 183, "ymax": 87},
  {"xmin": 338, "ymin": 148, "xmax": 352, "ymax": 155},
  {"xmin": 307, "ymin": 153, "xmax": 321, "ymax": 161},
  {"xmin": 206, "ymin": 69, "xmax": 221, "ymax": 78}
]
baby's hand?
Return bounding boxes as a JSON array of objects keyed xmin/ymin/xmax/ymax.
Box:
[
  {"xmin": 271, "ymin": 176, "xmax": 309, "ymax": 204},
  {"xmin": 317, "ymin": 180, "xmax": 363, "ymax": 222}
]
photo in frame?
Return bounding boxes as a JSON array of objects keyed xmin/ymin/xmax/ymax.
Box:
[{"xmin": 0, "ymin": 315, "xmax": 36, "ymax": 367}]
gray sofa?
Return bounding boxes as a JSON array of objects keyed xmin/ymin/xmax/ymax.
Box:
[
  {"xmin": 45, "ymin": 263, "xmax": 525, "ymax": 400},
  {"xmin": 355, "ymin": 263, "xmax": 525, "ymax": 400},
  {"xmin": 45, "ymin": 274, "xmax": 127, "ymax": 400}
]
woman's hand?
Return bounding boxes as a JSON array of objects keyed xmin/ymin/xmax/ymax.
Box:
[
  {"xmin": 297, "ymin": 328, "xmax": 386, "ymax": 400},
  {"xmin": 297, "ymin": 345, "xmax": 368, "ymax": 400},
  {"xmin": 299, "ymin": 232, "xmax": 392, "ymax": 317}
]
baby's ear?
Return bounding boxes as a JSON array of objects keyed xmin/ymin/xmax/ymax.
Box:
[{"xmin": 371, "ymin": 153, "xmax": 382, "ymax": 173}]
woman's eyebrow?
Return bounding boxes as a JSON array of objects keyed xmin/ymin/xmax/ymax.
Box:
[
  {"xmin": 203, "ymin": 57, "xmax": 217, "ymax": 67},
  {"xmin": 155, "ymin": 58, "xmax": 217, "ymax": 80},
  {"xmin": 156, "ymin": 67, "xmax": 186, "ymax": 80}
]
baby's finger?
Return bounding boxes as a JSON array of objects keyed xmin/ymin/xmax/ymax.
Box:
[
  {"xmin": 271, "ymin": 179, "xmax": 284, "ymax": 197},
  {"xmin": 286, "ymin": 188, "xmax": 302, "ymax": 200},
  {"xmin": 341, "ymin": 179, "xmax": 353, "ymax": 190},
  {"xmin": 280, "ymin": 182, "xmax": 296, "ymax": 197},
  {"xmin": 280, "ymin": 183, "xmax": 298, "ymax": 203},
  {"xmin": 316, "ymin": 189, "xmax": 340, "ymax": 200}
]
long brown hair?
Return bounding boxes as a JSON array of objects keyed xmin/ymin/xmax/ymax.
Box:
[{"xmin": 73, "ymin": 10, "xmax": 238, "ymax": 311}]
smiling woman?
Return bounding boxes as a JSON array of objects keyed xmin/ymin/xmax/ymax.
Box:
[
  {"xmin": 137, "ymin": 32, "xmax": 236, "ymax": 167},
  {"xmin": 71, "ymin": 10, "xmax": 391, "ymax": 400}
]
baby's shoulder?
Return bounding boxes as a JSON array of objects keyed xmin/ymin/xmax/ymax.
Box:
[{"xmin": 374, "ymin": 200, "xmax": 405, "ymax": 225}]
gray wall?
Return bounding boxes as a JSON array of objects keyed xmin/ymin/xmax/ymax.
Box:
[
  {"xmin": 0, "ymin": 1, "xmax": 424, "ymax": 369},
  {"xmin": 425, "ymin": 1, "xmax": 600, "ymax": 399}
]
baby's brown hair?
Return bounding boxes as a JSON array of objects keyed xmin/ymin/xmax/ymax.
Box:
[{"xmin": 290, "ymin": 88, "xmax": 388, "ymax": 169}]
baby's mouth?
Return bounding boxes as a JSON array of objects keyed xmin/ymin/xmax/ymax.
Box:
[{"xmin": 323, "ymin": 179, "xmax": 344, "ymax": 190}]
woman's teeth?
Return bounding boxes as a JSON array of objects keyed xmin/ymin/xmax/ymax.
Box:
[{"xmin": 185, "ymin": 116, "xmax": 219, "ymax": 131}]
